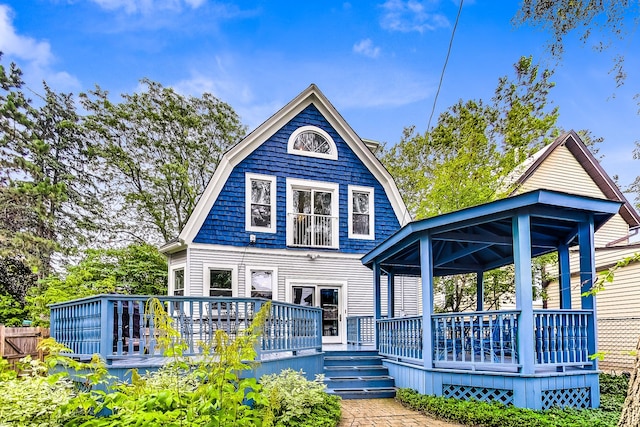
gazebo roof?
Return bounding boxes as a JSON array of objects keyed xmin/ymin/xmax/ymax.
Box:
[{"xmin": 361, "ymin": 190, "xmax": 622, "ymax": 277}]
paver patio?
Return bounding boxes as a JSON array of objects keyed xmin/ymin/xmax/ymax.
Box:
[{"xmin": 338, "ymin": 398, "xmax": 464, "ymax": 427}]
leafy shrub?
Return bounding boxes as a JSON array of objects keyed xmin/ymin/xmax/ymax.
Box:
[
  {"xmin": 0, "ymin": 357, "xmax": 79, "ymax": 427},
  {"xmin": 396, "ymin": 383, "xmax": 623, "ymax": 427},
  {"xmin": 260, "ymin": 369, "xmax": 341, "ymax": 427}
]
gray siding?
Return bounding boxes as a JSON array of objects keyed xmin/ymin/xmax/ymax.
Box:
[{"xmin": 185, "ymin": 246, "xmax": 420, "ymax": 317}]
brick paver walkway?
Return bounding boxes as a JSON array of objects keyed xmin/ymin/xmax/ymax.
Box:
[{"xmin": 338, "ymin": 398, "xmax": 464, "ymax": 426}]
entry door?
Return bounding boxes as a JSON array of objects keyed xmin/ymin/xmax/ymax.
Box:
[{"xmin": 292, "ymin": 285, "xmax": 343, "ymax": 344}]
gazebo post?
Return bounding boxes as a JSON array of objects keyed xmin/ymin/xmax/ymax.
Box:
[
  {"xmin": 513, "ymin": 213, "xmax": 535, "ymax": 376},
  {"xmin": 476, "ymin": 271, "xmax": 484, "ymax": 311},
  {"xmin": 578, "ymin": 217, "xmax": 598, "ymax": 370},
  {"xmin": 387, "ymin": 270, "xmax": 395, "ymax": 318},
  {"xmin": 558, "ymin": 244, "xmax": 572, "ymax": 309},
  {"xmin": 420, "ymin": 234, "xmax": 434, "ymax": 369},
  {"xmin": 373, "ymin": 261, "xmax": 382, "ymax": 349}
]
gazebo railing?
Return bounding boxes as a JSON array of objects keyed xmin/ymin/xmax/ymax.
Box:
[
  {"xmin": 432, "ymin": 310, "xmax": 520, "ymax": 368},
  {"xmin": 378, "ymin": 316, "xmax": 423, "ymax": 361},
  {"xmin": 533, "ymin": 309, "xmax": 592, "ymax": 368},
  {"xmin": 50, "ymin": 295, "xmax": 322, "ymax": 364}
]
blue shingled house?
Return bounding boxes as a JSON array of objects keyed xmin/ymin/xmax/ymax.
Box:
[
  {"xmin": 158, "ymin": 84, "xmax": 414, "ymax": 346},
  {"xmin": 50, "ymin": 85, "xmax": 619, "ymax": 408}
]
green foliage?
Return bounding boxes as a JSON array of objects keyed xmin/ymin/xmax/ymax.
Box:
[
  {"xmin": 0, "ymin": 300, "xmax": 291, "ymax": 426},
  {"xmin": 513, "ymin": 1, "xmax": 637, "ymax": 87},
  {"xmin": 80, "ymin": 79, "xmax": 246, "ymax": 243},
  {"xmin": 260, "ymin": 369, "xmax": 341, "ymax": 427},
  {"xmin": 0, "ymin": 339, "xmax": 110, "ymax": 427},
  {"xmin": 25, "ymin": 243, "xmax": 167, "ymax": 325},
  {"xmin": 396, "ymin": 377, "xmax": 628, "ymax": 427},
  {"xmin": 383, "ymin": 56, "xmax": 559, "ymax": 221},
  {"xmin": 0, "ymin": 294, "xmax": 27, "ymax": 325},
  {"xmin": 0, "ymin": 56, "xmax": 104, "ymax": 275}
]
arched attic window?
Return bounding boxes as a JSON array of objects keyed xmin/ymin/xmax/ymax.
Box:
[{"xmin": 287, "ymin": 126, "xmax": 338, "ymax": 160}]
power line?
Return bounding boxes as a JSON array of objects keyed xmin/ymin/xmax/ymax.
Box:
[{"xmin": 427, "ymin": 0, "xmax": 464, "ymax": 132}]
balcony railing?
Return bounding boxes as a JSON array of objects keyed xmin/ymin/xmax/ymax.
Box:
[
  {"xmin": 288, "ymin": 213, "xmax": 337, "ymax": 248},
  {"xmin": 50, "ymin": 295, "xmax": 323, "ymax": 364}
]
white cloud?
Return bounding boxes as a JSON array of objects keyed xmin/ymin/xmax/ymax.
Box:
[
  {"xmin": 0, "ymin": 5, "xmax": 53, "ymax": 66},
  {"xmin": 0, "ymin": 5, "xmax": 80, "ymax": 92},
  {"xmin": 89, "ymin": 0, "xmax": 207, "ymax": 14},
  {"xmin": 353, "ymin": 39, "xmax": 381, "ymax": 58},
  {"xmin": 380, "ymin": 0, "xmax": 449, "ymax": 33}
]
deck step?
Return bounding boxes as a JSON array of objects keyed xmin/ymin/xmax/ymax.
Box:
[
  {"xmin": 324, "ymin": 375, "xmax": 395, "ymax": 389},
  {"xmin": 325, "ymin": 386, "xmax": 397, "ymax": 400},
  {"xmin": 322, "ymin": 350, "xmax": 395, "ymax": 399},
  {"xmin": 323, "ymin": 355, "xmax": 384, "ymax": 366},
  {"xmin": 323, "ymin": 365, "xmax": 389, "ymax": 377}
]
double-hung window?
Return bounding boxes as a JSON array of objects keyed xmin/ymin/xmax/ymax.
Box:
[
  {"xmin": 286, "ymin": 178, "xmax": 339, "ymax": 248},
  {"xmin": 245, "ymin": 173, "xmax": 276, "ymax": 233},
  {"xmin": 348, "ymin": 185, "xmax": 375, "ymax": 239},
  {"xmin": 172, "ymin": 267, "xmax": 185, "ymax": 296},
  {"xmin": 246, "ymin": 266, "xmax": 278, "ymax": 300}
]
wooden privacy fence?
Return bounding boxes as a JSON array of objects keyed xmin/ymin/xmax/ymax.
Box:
[{"xmin": 0, "ymin": 325, "xmax": 50, "ymax": 368}]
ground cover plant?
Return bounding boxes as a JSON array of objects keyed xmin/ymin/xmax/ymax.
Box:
[
  {"xmin": 0, "ymin": 299, "xmax": 341, "ymax": 427},
  {"xmin": 396, "ymin": 373, "xmax": 628, "ymax": 427}
]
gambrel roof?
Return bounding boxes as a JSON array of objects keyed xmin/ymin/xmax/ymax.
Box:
[{"xmin": 162, "ymin": 84, "xmax": 410, "ymax": 252}]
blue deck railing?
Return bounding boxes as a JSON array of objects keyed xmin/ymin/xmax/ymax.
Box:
[
  {"xmin": 346, "ymin": 315, "xmax": 376, "ymax": 345},
  {"xmin": 50, "ymin": 295, "xmax": 323, "ymax": 364},
  {"xmin": 363, "ymin": 309, "xmax": 594, "ymax": 372}
]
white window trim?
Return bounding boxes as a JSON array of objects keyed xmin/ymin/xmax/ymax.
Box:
[
  {"xmin": 348, "ymin": 185, "xmax": 375, "ymax": 240},
  {"xmin": 245, "ymin": 173, "xmax": 277, "ymax": 233},
  {"xmin": 286, "ymin": 177, "xmax": 340, "ymax": 249},
  {"xmin": 245, "ymin": 266, "xmax": 279, "ymax": 300},
  {"xmin": 169, "ymin": 263, "xmax": 186, "ymax": 296},
  {"xmin": 287, "ymin": 125, "xmax": 338, "ymax": 160},
  {"xmin": 202, "ymin": 263, "xmax": 239, "ymax": 297}
]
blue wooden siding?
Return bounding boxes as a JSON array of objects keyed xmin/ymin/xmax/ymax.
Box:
[{"xmin": 194, "ymin": 104, "xmax": 400, "ymax": 253}]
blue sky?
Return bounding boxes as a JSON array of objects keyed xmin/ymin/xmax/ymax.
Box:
[{"xmin": 1, "ymin": 1, "xmax": 639, "ymax": 194}]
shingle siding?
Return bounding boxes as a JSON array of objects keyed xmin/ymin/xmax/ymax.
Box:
[{"xmin": 193, "ymin": 104, "xmax": 400, "ymax": 253}]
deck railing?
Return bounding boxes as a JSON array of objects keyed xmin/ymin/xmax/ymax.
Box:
[
  {"xmin": 346, "ymin": 316, "xmax": 375, "ymax": 345},
  {"xmin": 432, "ymin": 310, "xmax": 520, "ymax": 369},
  {"xmin": 378, "ymin": 316, "xmax": 423, "ymax": 361},
  {"xmin": 533, "ymin": 309, "xmax": 592, "ymax": 368},
  {"xmin": 50, "ymin": 295, "xmax": 322, "ymax": 364}
]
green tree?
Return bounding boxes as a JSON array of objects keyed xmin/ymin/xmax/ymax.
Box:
[
  {"xmin": 0, "ymin": 55, "xmax": 103, "ymax": 275},
  {"xmin": 383, "ymin": 57, "xmax": 560, "ymax": 311},
  {"xmin": 26, "ymin": 243, "xmax": 167, "ymax": 325},
  {"xmin": 513, "ymin": 0, "xmax": 639, "ymax": 87},
  {"xmin": 81, "ymin": 79, "xmax": 246, "ymax": 244},
  {"xmin": 384, "ymin": 56, "xmax": 559, "ymax": 220}
]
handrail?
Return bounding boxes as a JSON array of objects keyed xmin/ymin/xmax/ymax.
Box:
[{"xmin": 50, "ymin": 295, "xmax": 322, "ymax": 364}]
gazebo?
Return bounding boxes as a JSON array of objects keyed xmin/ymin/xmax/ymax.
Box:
[{"xmin": 360, "ymin": 189, "xmax": 622, "ymax": 409}]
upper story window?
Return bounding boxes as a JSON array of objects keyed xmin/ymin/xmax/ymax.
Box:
[
  {"xmin": 348, "ymin": 185, "xmax": 375, "ymax": 240},
  {"xmin": 287, "ymin": 126, "xmax": 338, "ymax": 160},
  {"xmin": 286, "ymin": 178, "xmax": 339, "ymax": 249},
  {"xmin": 245, "ymin": 173, "xmax": 276, "ymax": 233}
]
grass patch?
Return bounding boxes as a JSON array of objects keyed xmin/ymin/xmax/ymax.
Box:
[{"xmin": 396, "ymin": 373, "xmax": 628, "ymax": 427}]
